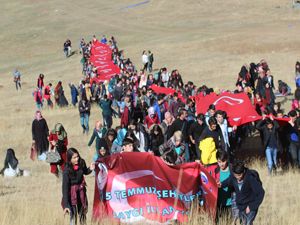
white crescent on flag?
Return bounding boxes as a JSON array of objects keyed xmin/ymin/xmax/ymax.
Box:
[
  {"xmin": 213, "ymin": 96, "xmax": 244, "ymax": 106},
  {"xmin": 109, "ymin": 170, "xmax": 164, "ymax": 223}
]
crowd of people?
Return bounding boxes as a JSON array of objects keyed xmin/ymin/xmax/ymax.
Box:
[{"xmin": 7, "ymin": 35, "xmax": 300, "ymax": 225}]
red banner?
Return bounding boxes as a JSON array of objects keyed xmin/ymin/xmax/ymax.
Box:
[
  {"xmin": 195, "ymin": 92, "xmax": 261, "ymax": 126},
  {"xmin": 89, "ymin": 42, "xmax": 120, "ymax": 82},
  {"xmin": 149, "ymin": 84, "xmax": 186, "ymax": 103},
  {"xmin": 92, "ymin": 153, "xmax": 217, "ymax": 224}
]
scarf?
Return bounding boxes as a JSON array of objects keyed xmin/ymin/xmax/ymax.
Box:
[
  {"xmin": 52, "ymin": 123, "xmax": 67, "ymax": 140},
  {"xmin": 34, "ymin": 110, "xmax": 43, "ymax": 121}
]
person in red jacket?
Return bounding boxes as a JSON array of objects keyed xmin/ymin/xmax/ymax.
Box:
[
  {"xmin": 120, "ymin": 96, "xmax": 132, "ymax": 128},
  {"xmin": 49, "ymin": 123, "xmax": 68, "ymax": 177},
  {"xmin": 44, "ymin": 83, "xmax": 53, "ymax": 108},
  {"xmin": 33, "ymin": 88, "xmax": 43, "ymax": 109}
]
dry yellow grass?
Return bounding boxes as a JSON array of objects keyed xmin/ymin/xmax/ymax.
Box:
[{"xmin": 1, "ymin": 0, "xmax": 300, "ymax": 224}]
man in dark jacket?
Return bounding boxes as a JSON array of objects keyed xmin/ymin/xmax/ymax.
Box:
[
  {"xmin": 78, "ymin": 98, "xmax": 91, "ymax": 134},
  {"xmin": 167, "ymin": 108, "xmax": 188, "ymax": 141},
  {"xmin": 219, "ymin": 161, "xmax": 265, "ymax": 225},
  {"xmin": 99, "ymin": 94, "xmax": 113, "ymax": 128},
  {"xmin": 113, "ymin": 80, "xmax": 123, "ymax": 102},
  {"xmin": 199, "ymin": 117, "xmax": 224, "ymax": 150},
  {"xmin": 256, "ymin": 115, "xmax": 281, "ymax": 174},
  {"xmin": 169, "ymin": 93, "xmax": 182, "ymax": 118},
  {"xmin": 189, "ymin": 113, "xmax": 206, "ymax": 160}
]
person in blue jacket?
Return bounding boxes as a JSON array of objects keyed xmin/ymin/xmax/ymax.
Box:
[{"xmin": 69, "ymin": 83, "xmax": 79, "ymax": 106}]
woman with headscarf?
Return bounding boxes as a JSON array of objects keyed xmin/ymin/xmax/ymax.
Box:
[
  {"xmin": 49, "ymin": 123, "xmax": 68, "ymax": 177},
  {"xmin": 0, "ymin": 149, "xmax": 23, "ymax": 177},
  {"xmin": 55, "ymin": 81, "xmax": 69, "ymax": 107},
  {"xmin": 32, "ymin": 111, "xmax": 49, "ymax": 160},
  {"xmin": 62, "ymin": 148, "xmax": 95, "ymax": 225},
  {"xmin": 69, "ymin": 83, "xmax": 79, "ymax": 106},
  {"xmin": 144, "ymin": 107, "xmax": 160, "ymax": 129}
]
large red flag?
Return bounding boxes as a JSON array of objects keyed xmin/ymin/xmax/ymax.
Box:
[
  {"xmin": 89, "ymin": 42, "xmax": 120, "ymax": 82},
  {"xmin": 195, "ymin": 92, "xmax": 261, "ymax": 126},
  {"xmin": 92, "ymin": 153, "xmax": 217, "ymax": 224},
  {"xmin": 149, "ymin": 84, "xmax": 186, "ymax": 103}
]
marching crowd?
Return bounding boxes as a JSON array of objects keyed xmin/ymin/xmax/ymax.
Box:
[{"xmin": 5, "ymin": 35, "xmax": 300, "ymax": 225}]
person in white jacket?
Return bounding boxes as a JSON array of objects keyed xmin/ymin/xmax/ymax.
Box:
[
  {"xmin": 161, "ymin": 68, "xmax": 170, "ymax": 87},
  {"xmin": 215, "ymin": 110, "xmax": 236, "ymax": 153},
  {"xmin": 142, "ymin": 50, "xmax": 148, "ymax": 72}
]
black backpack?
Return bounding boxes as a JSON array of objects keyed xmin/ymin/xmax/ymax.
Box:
[{"xmin": 248, "ymin": 169, "xmax": 262, "ymax": 186}]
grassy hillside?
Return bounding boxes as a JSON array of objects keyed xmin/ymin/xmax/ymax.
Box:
[{"xmin": 1, "ymin": 0, "xmax": 300, "ymax": 224}]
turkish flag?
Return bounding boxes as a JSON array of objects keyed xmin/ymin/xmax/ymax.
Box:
[
  {"xmin": 92, "ymin": 153, "xmax": 217, "ymax": 224},
  {"xmin": 149, "ymin": 84, "xmax": 186, "ymax": 103},
  {"xmin": 89, "ymin": 42, "xmax": 120, "ymax": 82},
  {"xmin": 195, "ymin": 92, "xmax": 261, "ymax": 126}
]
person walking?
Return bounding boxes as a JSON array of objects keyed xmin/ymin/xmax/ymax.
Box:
[
  {"xmin": 189, "ymin": 113, "xmax": 206, "ymax": 160},
  {"xmin": 13, "ymin": 69, "xmax": 21, "ymax": 90},
  {"xmin": 99, "ymin": 94, "xmax": 114, "ymax": 128},
  {"xmin": 37, "ymin": 73, "xmax": 44, "ymax": 91},
  {"xmin": 148, "ymin": 50, "xmax": 154, "ymax": 72},
  {"xmin": 69, "ymin": 83, "xmax": 79, "ymax": 107},
  {"xmin": 33, "ymin": 88, "xmax": 43, "ymax": 109},
  {"xmin": 218, "ymin": 161, "xmax": 265, "ymax": 225},
  {"xmin": 55, "ymin": 81, "xmax": 69, "ymax": 107},
  {"xmin": 44, "ymin": 83, "xmax": 53, "ymax": 108},
  {"xmin": 62, "ymin": 148, "xmax": 95, "ymax": 225},
  {"xmin": 63, "ymin": 39, "xmax": 72, "ymax": 57},
  {"xmin": 256, "ymin": 115, "xmax": 281, "ymax": 175},
  {"xmin": 78, "ymin": 98, "xmax": 91, "ymax": 134},
  {"xmin": 88, "ymin": 121, "xmax": 107, "ymax": 152},
  {"xmin": 49, "ymin": 123, "xmax": 68, "ymax": 177},
  {"xmin": 167, "ymin": 109, "xmax": 189, "ymax": 161},
  {"xmin": 32, "ymin": 111, "xmax": 49, "ymax": 160},
  {"xmin": 142, "ymin": 50, "xmax": 148, "ymax": 72}
]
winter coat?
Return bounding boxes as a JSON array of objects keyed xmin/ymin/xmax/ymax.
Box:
[
  {"xmin": 221, "ymin": 168, "xmax": 265, "ymax": 212},
  {"xmin": 256, "ymin": 119, "xmax": 282, "ymax": 151}
]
